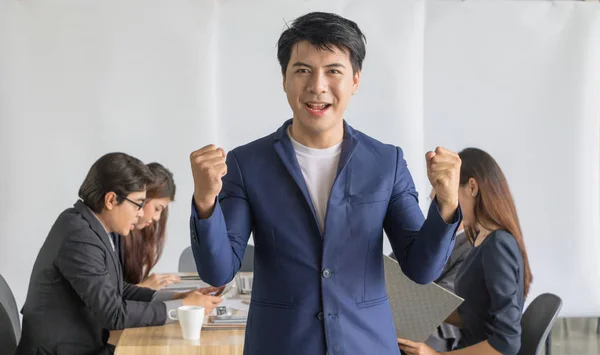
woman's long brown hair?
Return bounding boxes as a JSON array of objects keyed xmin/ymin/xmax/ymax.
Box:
[
  {"xmin": 122, "ymin": 162, "xmax": 176, "ymax": 284},
  {"xmin": 459, "ymin": 148, "xmax": 533, "ymax": 298}
]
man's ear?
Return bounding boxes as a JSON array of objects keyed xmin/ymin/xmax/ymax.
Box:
[
  {"xmin": 104, "ymin": 192, "xmax": 118, "ymax": 211},
  {"xmin": 352, "ymin": 70, "xmax": 361, "ymax": 95}
]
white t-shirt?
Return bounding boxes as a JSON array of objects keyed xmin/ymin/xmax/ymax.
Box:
[{"xmin": 288, "ymin": 128, "xmax": 342, "ymax": 234}]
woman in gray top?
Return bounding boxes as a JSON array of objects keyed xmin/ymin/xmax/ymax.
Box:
[{"xmin": 398, "ymin": 147, "xmax": 533, "ymax": 355}]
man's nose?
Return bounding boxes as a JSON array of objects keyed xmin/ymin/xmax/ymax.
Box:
[{"xmin": 307, "ymin": 72, "xmax": 328, "ymax": 94}]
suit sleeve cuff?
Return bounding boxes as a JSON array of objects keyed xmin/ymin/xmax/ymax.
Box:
[
  {"xmin": 191, "ymin": 196, "xmax": 219, "ymax": 220},
  {"xmin": 429, "ymin": 198, "xmax": 462, "ymax": 226},
  {"xmin": 191, "ymin": 196, "xmax": 200, "ymax": 219},
  {"xmin": 163, "ymin": 300, "xmax": 184, "ymax": 324},
  {"xmin": 190, "ymin": 196, "xmax": 224, "ymax": 243}
]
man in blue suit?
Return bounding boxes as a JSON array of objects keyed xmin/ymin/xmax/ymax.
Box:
[{"xmin": 189, "ymin": 12, "xmax": 462, "ymax": 355}]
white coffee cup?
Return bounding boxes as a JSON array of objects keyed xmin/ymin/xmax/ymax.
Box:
[{"xmin": 168, "ymin": 305, "xmax": 205, "ymax": 340}]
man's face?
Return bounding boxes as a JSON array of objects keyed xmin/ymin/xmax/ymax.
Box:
[
  {"xmin": 283, "ymin": 40, "xmax": 360, "ymax": 136},
  {"xmin": 105, "ymin": 191, "xmax": 146, "ymax": 236}
]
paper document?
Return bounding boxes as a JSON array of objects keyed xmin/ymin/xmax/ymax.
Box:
[{"xmin": 384, "ymin": 254, "xmax": 463, "ymax": 342}]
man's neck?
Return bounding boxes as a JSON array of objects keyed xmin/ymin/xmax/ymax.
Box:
[
  {"xmin": 289, "ymin": 120, "xmax": 343, "ymax": 149},
  {"xmin": 93, "ymin": 212, "xmax": 111, "ymax": 234}
]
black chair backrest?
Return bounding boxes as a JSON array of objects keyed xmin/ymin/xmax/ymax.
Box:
[
  {"xmin": 0, "ymin": 273, "xmax": 20, "ymax": 354},
  {"xmin": 517, "ymin": 293, "xmax": 562, "ymax": 355},
  {"xmin": 178, "ymin": 245, "xmax": 255, "ymax": 273}
]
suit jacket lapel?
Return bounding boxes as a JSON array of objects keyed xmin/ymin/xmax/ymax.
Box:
[
  {"xmin": 273, "ymin": 120, "xmax": 320, "ymax": 230},
  {"xmin": 273, "ymin": 119, "xmax": 361, "ymax": 237},
  {"xmin": 74, "ymin": 200, "xmax": 122, "ymax": 289},
  {"xmin": 334, "ymin": 121, "xmax": 360, "ymax": 184},
  {"xmin": 322, "ymin": 122, "xmax": 359, "ymax": 239}
]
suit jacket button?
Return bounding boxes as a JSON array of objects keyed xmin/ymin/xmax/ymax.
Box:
[
  {"xmin": 322, "ymin": 268, "xmax": 331, "ymax": 278},
  {"xmin": 317, "ymin": 312, "xmax": 324, "ymax": 321}
]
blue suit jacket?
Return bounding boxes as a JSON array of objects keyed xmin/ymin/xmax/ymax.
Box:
[{"xmin": 190, "ymin": 119, "xmax": 461, "ymax": 355}]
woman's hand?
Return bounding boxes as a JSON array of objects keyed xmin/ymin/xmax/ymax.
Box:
[
  {"xmin": 181, "ymin": 291, "xmax": 223, "ymax": 315},
  {"xmin": 137, "ymin": 273, "xmax": 181, "ymax": 290},
  {"xmin": 397, "ymin": 338, "xmax": 439, "ymax": 355},
  {"xmin": 197, "ymin": 285, "xmax": 225, "ymax": 295},
  {"xmin": 172, "ymin": 286, "xmax": 225, "ymax": 300}
]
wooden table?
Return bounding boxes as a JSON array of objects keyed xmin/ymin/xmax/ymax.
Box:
[{"xmin": 114, "ymin": 323, "xmax": 245, "ymax": 355}]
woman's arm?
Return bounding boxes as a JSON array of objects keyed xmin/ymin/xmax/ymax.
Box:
[
  {"xmin": 137, "ymin": 273, "xmax": 181, "ymax": 290},
  {"xmin": 443, "ymin": 234, "xmax": 524, "ymax": 355}
]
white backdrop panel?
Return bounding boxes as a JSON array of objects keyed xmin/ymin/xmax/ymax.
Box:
[
  {"xmin": 0, "ymin": 0, "xmax": 219, "ymax": 309},
  {"xmin": 423, "ymin": 1, "xmax": 600, "ymax": 317}
]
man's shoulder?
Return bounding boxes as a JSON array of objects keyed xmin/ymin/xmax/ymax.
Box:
[
  {"xmin": 350, "ymin": 125, "xmax": 400, "ymax": 155},
  {"xmin": 230, "ymin": 132, "xmax": 274, "ymax": 155},
  {"xmin": 52, "ymin": 208, "xmax": 104, "ymax": 246},
  {"xmin": 53, "ymin": 207, "xmax": 88, "ymax": 235}
]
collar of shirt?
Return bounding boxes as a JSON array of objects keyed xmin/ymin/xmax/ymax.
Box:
[{"xmin": 91, "ymin": 212, "xmax": 115, "ymax": 252}]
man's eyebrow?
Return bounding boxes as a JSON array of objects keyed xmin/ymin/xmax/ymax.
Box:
[
  {"xmin": 291, "ymin": 62, "xmax": 346, "ymax": 69},
  {"xmin": 292, "ymin": 61, "xmax": 312, "ymax": 68}
]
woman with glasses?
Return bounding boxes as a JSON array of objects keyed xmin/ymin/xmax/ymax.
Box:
[{"xmin": 397, "ymin": 148, "xmax": 533, "ymax": 355}]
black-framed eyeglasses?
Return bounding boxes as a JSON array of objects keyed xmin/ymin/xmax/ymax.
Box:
[{"xmin": 119, "ymin": 195, "xmax": 146, "ymax": 210}]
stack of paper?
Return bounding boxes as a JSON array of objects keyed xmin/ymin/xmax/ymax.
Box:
[{"xmin": 204, "ymin": 308, "xmax": 248, "ymax": 330}]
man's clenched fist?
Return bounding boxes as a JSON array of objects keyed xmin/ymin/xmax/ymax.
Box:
[
  {"xmin": 425, "ymin": 146, "xmax": 461, "ymax": 223},
  {"xmin": 190, "ymin": 144, "xmax": 227, "ymax": 218}
]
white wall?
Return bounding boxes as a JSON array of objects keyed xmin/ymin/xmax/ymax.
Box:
[
  {"xmin": 1, "ymin": 0, "xmax": 599, "ymax": 317},
  {"xmin": 0, "ymin": 0, "xmax": 219, "ymax": 310},
  {"xmin": 422, "ymin": 1, "xmax": 600, "ymax": 317}
]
